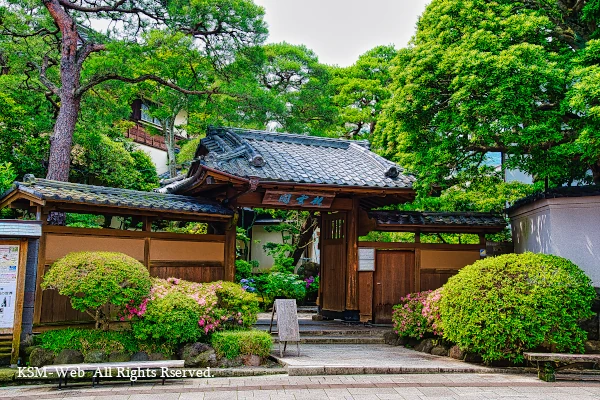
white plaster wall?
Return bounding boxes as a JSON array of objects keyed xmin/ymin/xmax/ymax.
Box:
[
  {"xmin": 250, "ymin": 225, "xmax": 284, "ymax": 270},
  {"xmin": 134, "ymin": 143, "xmax": 169, "ymax": 175},
  {"xmin": 509, "ymin": 196, "xmax": 600, "ymax": 286}
]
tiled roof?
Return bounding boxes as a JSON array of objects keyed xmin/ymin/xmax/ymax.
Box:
[
  {"xmin": 369, "ymin": 211, "xmax": 506, "ymax": 230},
  {"xmin": 3, "ymin": 176, "xmax": 232, "ymax": 216},
  {"xmin": 194, "ymin": 126, "xmax": 415, "ymax": 189},
  {"xmin": 507, "ymin": 185, "xmax": 600, "ymax": 211}
]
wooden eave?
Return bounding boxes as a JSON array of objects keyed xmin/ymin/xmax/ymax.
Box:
[
  {"xmin": 373, "ymin": 224, "xmax": 506, "ymax": 234},
  {"xmin": 1, "ymin": 188, "xmax": 231, "ymax": 223},
  {"xmin": 41, "ymin": 200, "xmax": 232, "ymax": 223},
  {"xmin": 0, "ymin": 189, "xmax": 46, "ymax": 210}
]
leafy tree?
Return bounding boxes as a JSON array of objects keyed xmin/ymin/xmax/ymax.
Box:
[
  {"xmin": 0, "ymin": 0, "xmax": 267, "ymax": 182},
  {"xmin": 258, "ymin": 43, "xmax": 338, "ymax": 135},
  {"xmin": 374, "ymin": 0, "xmax": 600, "ymax": 192},
  {"xmin": 70, "ymin": 132, "xmax": 159, "ymax": 190},
  {"xmin": 0, "ymin": 162, "xmax": 16, "ymax": 194},
  {"xmin": 331, "ymin": 45, "xmax": 397, "ymax": 139}
]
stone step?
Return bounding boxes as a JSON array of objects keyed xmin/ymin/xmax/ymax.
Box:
[
  {"xmin": 265, "ymin": 329, "xmax": 387, "ymax": 337},
  {"xmin": 272, "ymin": 335, "xmax": 385, "ymax": 344}
]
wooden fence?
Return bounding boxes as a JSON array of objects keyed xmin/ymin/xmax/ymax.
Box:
[{"xmin": 35, "ymin": 226, "xmax": 226, "ymax": 326}]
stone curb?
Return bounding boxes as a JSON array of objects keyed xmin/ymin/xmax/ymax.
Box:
[
  {"xmin": 0, "ymin": 366, "xmax": 286, "ymax": 385},
  {"xmin": 286, "ymin": 365, "xmax": 501, "ymax": 376}
]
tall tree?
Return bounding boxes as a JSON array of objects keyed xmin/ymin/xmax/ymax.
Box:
[
  {"xmin": 374, "ymin": 0, "xmax": 600, "ymax": 191},
  {"xmin": 0, "ymin": 0, "xmax": 267, "ymax": 181},
  {"xmin": 259, "ymin": 42, "xmax": 338, "ymax": 135},
  {"xmin": 331, "ymin": 45, "xmax": 396, "ymax": 139}
]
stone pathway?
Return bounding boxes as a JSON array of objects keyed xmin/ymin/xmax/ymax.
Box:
[
  {"xmin": 271, "ymin": 344, "xmax": 493, "ymax": 375},
  {"xmin": 1, "ymin": 373, "xmax": 600, "ymax": 399}
]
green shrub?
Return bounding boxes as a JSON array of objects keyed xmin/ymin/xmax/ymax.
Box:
[
  {"xmin": 130, "ymin": 278, "xmax": 261, "ymax": 346},
  {"xmin": 263, "ymin": 272, "xmax": 306, "ymax": 303},
  {"xmin": 36, "ymin": 328, "xmax": 139, "ymax": 356},
  {"xmin": 235, "ymin": 259, "xmax": 258, "ymax": 282},
  {"xmin": 131, "ymin": 291, "xmax": 202, "ymax": 347},
  {"xmin": 216, "ymin": 282, "xmax": 261, "ymax": 328},
  {"xmin": 392, "ymin": 291, "xmax": 433, "ymax": 339},
  {"xmin": 0, "ymin": 162, "xmax": 16, "ymax": 194},
  {"xmin": 211, "ymin": 330, "xmax": 272, "ymax": 359},
  {"xmin": 439, "ymin": 253, "xmax": 596, "ymax": 363},
  {"xmin": 41, "ymin": 252, "xmax": 152, "ymax": 330}
]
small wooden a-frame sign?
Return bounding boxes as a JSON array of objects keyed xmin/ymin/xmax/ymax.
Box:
[{"xmin": 269, "ymin": 299, "xmax": 300, "ymax": 357}]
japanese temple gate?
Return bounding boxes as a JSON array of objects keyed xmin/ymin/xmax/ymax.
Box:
[
  {"xmin": 0, "ymin": 126, "xmax": 507, "ymax": 333},
  {"xmin": 160, "ymin": 127, "xmax": 507, "ymax": 323}
]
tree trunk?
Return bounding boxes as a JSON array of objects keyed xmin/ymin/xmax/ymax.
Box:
[
  {"xmin": 165, "ymin": 120, "xmax": 177, "ymax": 178},
  {"xmin": 44, "ymin": 0, "xmax": 82, "ymax": 182},
  {"xmin": 46, "ymin": 94, "xmax": 81, "ymax": 181},
  {"xmin": 291, "ymin": 213, "xmax": 316, "ymax": 266}
]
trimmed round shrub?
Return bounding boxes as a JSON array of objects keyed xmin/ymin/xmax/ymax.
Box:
[
  {"xmin": 392, "ymin": 291, "xmax": 433, "ymax": 339},
  {"xmin": 439, "ymin": 253, "xmax": 596, "ymax": 362},
  {"xmin": 41, "ymin": 251, "xmax": 151, "ymax": 329},
  {"xmin": 211, "ymin": 330, "xmax": 272, "ymax": 359}
]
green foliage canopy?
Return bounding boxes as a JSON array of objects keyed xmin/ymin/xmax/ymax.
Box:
[{"xmin": 374, "ymin": 0, "xmax": 600, "ymax": 191}]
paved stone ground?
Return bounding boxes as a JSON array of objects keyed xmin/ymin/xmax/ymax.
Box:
[
  {"xmin": 272, "ymin": 344, "xmax": 492, "ymax": 375},
  {"xmin": 1, "ymin": 373, "xmax": 600, "ymax": 399}
]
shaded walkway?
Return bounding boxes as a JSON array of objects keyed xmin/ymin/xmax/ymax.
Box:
[{"xmin": 256, "ymin": 308, "xmax": 492, "ymax": 376}]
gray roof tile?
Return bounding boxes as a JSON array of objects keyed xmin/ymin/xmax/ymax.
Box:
[
  {"xmin": 196, "ymin": 127, "xmax": 415, "ymax": 189},
  {"xmin": 6, "ymin": 177, "xmax": 232, "ymax": 216},
  {"xmin": 369, "ymin": 211, "xmax": 506, "ymax": 229}
]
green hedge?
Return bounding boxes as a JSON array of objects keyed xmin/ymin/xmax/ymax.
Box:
[
  {"xmin": 211, "ymin": 330, "xmax": 272, "ymax": 359},
  {"xmin": 35, "ymin": 328, "xmax": 139, "ymax": 356},
  {"xmin": 439, "ymin": 253, "xmax": 595, "ymax": 362}
]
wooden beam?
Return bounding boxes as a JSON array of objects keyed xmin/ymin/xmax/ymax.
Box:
[
  {"xmin": 374, "ymin": 225, "xmax": 506, "ymax": 234},
  {"xmin": 42, "ymin": 226, "xmax": 226, "ymax": 242},
  {"xmin": 345, "ymin": 198, "xmax": 359, "ymax": 311},
  {"xmin": 41, "ymin": 203, "xmax": 231, "ymax": 223},
  {"xmin": 358, "ymin": 241, "xmax": 482, "ymax": 251},
  {"xmin": 259, "ymin": 182, "xmax": 416, "ymax": 196}
]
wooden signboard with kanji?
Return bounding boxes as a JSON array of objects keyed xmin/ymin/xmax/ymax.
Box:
[{"xmin": 262, "ymin": 190, "xmax": 335, "ymax": 208}]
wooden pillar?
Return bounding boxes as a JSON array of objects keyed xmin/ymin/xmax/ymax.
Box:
[
  {"xmin": 12, "ymin": 239, "xmax": 28, "ymax": 365},
  {"xmin": 345, "ymin": 198, "xmax": 359, "ymax": 311},
  {"xmin": 479, "ymin": 233, "xmax": 486, "ymax": 245},
  {"xmin": 142, "ymin": 217, "xmax": 151, "ymax": 271},
  {"xmin": 223, "ymin": 212, "xmax": 238, "ymax": 282},
  {"xmin": 32, "ymin": 232, "xmax": 46, "ymax": 325}
]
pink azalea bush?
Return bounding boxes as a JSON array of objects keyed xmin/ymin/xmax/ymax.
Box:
[
  {"xmin": 128, "ymin": 277, "xmax": 260, "ymax": 346},
  {"xmin": 392, "ymin": 291, "xmax": 432, "ymax": 339},
  {"xmin": 392, "ymin": 289, "xmax": 444, "ymax": 339},
  {"xmin": 421, "ymin": 288, "xmax": 443, "ymax": 336}
]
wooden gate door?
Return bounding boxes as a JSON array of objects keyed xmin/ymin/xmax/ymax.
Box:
[
  {"xmin": 320, "ymin": 212, "xmax": 347, "ymax": 312},
  {"xmin": 373, "ymin": 250, "xmax": 415, "ymax": 323}
]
